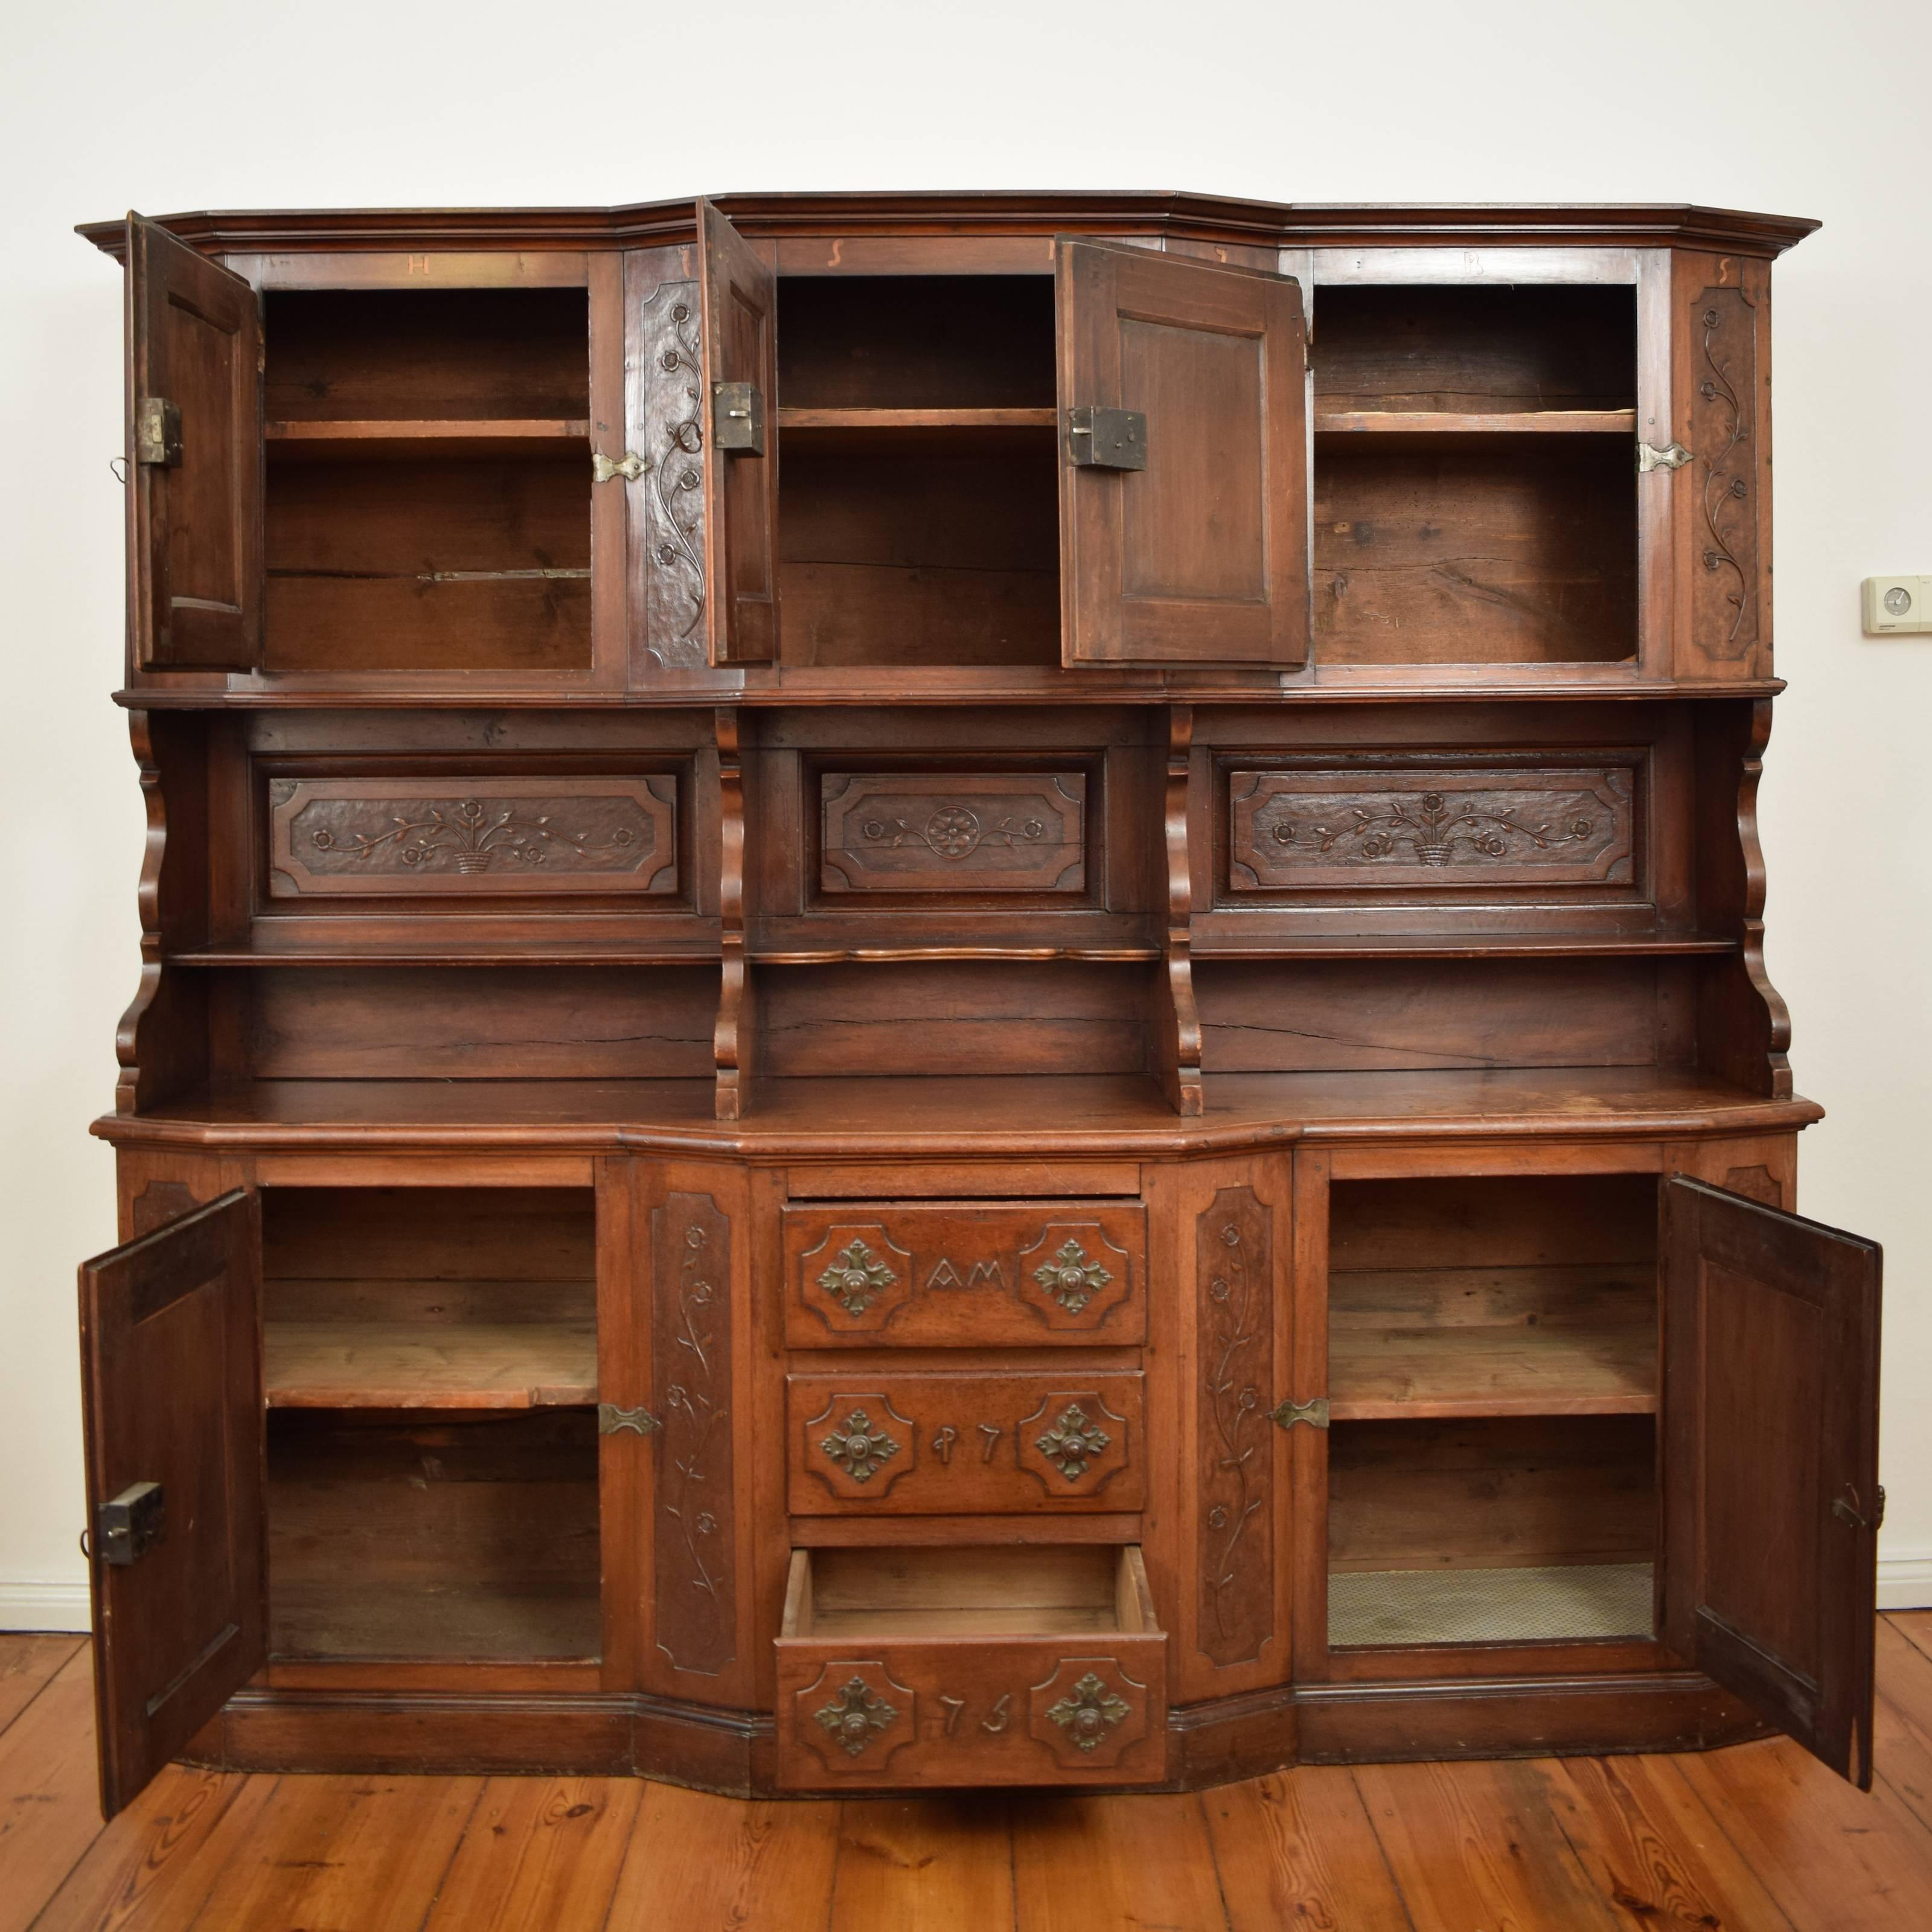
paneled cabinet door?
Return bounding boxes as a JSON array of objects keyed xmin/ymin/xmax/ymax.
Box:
[
  {"xmin": 1660, "ymin": 1176, "xmax": 1882, "ymax": 1786},
  {"xmin": 1056, "ymin": 240, "xmax": 1311, "ymax": 668},
  {"xmin": 695, "ymin": 199, "xmax": 779, "ymax": 665},
  {"xmin": 78, "ymin": 1189, "xmax": 266, "ymax": 1818},
  {"xmin": 126, "ymin": 215, "xmax": 263, "ymax": 670}
]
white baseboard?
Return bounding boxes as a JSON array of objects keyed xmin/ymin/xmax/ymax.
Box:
[
  {"xmin": 1879, "ymin": 1554, "xmax": 1932, "ymax": 1611},
  {"xmin": 0, "ymin": 1581, "xmax": 91, "ymax": 1633}
]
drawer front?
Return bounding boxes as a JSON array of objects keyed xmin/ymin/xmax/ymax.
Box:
[
  {"xmin": 775, "ymin": 1635, "xmax": 1167, "ymax": 1788},
  {"xmin": 782, "ymin": 1201, "xmax": 1146, "ymax": 1347},
  {"xmin": 788, "ymin": 1372, "xmax": 1145, "ymax": 1514}
]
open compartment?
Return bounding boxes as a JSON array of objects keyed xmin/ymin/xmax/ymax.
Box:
[{"xmin": 261, "ymin": 287, "xmax": 593, "ymax": 673}]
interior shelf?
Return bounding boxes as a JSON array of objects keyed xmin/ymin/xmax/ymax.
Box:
[
  {"xmin": 1328, "ymin": 1563, "xmax": 1654, "ymax": 1648},
  {"xmin": 777, "ymin": 406, "xmax": 1057, "ymax": 432},
  {"xmin": 1328, "ymin": 1318, "xmax": 1655, "ymax": 1419},
  {"xmin": 169, "ymin": 936, "xmax": 722, "ymax": 968},
  {"xmin": 264, "ymin": 1317, "xmax": 596, "ymax": 1410},
  {"xmin": 1191, "ymin": 933, "xmax": 1737, "ymax": 962},
  {"xmin": 266, "ymin": 418, "xmax": 592, "ymax": 461},
  {"xmin": 1313, "ymin": 409, "xmax": 1636, "ymax": 437}
]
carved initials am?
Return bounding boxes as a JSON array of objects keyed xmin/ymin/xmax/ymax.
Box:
[{"xmin": 927, "ymin": 1257, "xmax": 1005, "ymax": 1290}]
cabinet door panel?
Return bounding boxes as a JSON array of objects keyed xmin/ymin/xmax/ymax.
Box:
[
  {"xmin": 1660, "ymin": 1176, "xmax": 1881, "ymax": 1785},
  {"xmin": 696, "ymin": 200, "xmax": 778, "ymax": 664},
  {"xmin": 1057, "ymin": 240, "xmax": 1310, "ymax": 667},
  {"xmin": 78, "ymin": 1189, "xmax": 265, "ymax": 1817},
  {"xmin": 127, "ymin": 216, "xmax": 262, "ymax": 670}
]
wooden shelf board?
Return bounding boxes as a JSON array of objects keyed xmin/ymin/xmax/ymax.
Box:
[
  {"xmin": 1328, "ymin": 1320, "xmax": 1656, "ymax": 1420},
  {"xmin": 1193, "ymin": 934, "xmax": 1736, "ymax": 962},
  {"xmin": 1328, "ymin": 1562, "xmax": 1654, "ymax": 1648},
  {"xmin": 1314, "ymin": 409, "xmax": 1637, "ymax": 436},
  {"xmin": 264, "ymin": 1320, "xmax": 597, "ymax": 1410},
  {"xmin": 777, "ymin": 406, "xmax": 1057, "ymax": 430},
  {"xmin": 171, "ymin": 938, "xmax": 721, "ymax": 968},
  {"xmin": 751, "ymin": 945, "xmax": 1161, "ymax": 964},
  {"xmin": 266, "ymin": 417, "xmax": 592, "ymax": 462},
  {"xmin": 269, "ymin": 1586, "xmax": 601, "ymax": 1664}
]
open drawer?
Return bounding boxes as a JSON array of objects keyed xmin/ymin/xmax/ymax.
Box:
[{"xmin": 774, "ymin": 1544, "xmax": 1168, "ymax": 1789}]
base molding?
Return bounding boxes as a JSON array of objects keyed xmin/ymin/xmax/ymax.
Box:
[
  {"xmin": 0, "ymin": 1581, "xmax": 91, "ymax": 1632},
  {"xmin": 1878, "ymin": 1553, "xmax": 1932, "ymax": 1610}
]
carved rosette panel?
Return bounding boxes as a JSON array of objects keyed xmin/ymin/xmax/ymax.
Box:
[
  {"xmin": 1197, "ymin": 1185, "xmax": 1275, "ymax": 1669},
  {"xmin": 1026, "ymin": 1657, "xmax": 1150, "ymax": 1771},
  {"xmin": 1690, "ymin": 286, "xmax": 1761, "ymax": 660},
  {"xmin": 651, "ymin": 1192, "xmax": 735, "ymax": 1677},
  {"xmin": 820, "ymin": 772, "xmax": 1087, "ymax": 894},
  {"xmin": 639, "ymin": 277, "xmax": 708, "ymax": 668},
  {"xmin": 1228, "ymin": 764, "xmax": 1635, "ymax": 892},
  {"xmin": 1016, "ymin": 1390, "xmax": 1131, "ymax": 1499},
  {"xmin": 802, "ymin": 1392, "xmax": 916, "ymax": 1501},
  {"xmin": 795, "ymin": 1224, "xmax": 915, "ymax": 1331},
  {"xmin": 794, "ymin": 1662, "xmax": 916, "ymax": 1773},
  {"xmin": 268, "ymin": 777, "xmax": 677, "ymax": 897}
]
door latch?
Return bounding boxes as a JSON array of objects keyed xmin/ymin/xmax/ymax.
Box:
[
  {"xmin": 95, "ymin": 1481, "xmax": 166, "ymax": 1566},
  {"xmin": 712, "ymin": 382, "xmax": 766, "ymax": 455},
  {"xmin": 1068, "ymin": 405, "xmax": 1148, "ymax": 470},
  {"xmin": 1271, "ymin": 1396, "xmax": 1329, "ymax": 1431},
  {"xmin": 598, "ymin": 1403, "xmax": 663, "ymax": 1438},
  {"xmin": 1831, "ymin": 1483, "xmax": 1886, "ymax": 1532},
  {"xmin": 135, "ymin": 398, "xmax": 182, "ymax": 467},
  {"xmin": 1637, "ymin": 440, "xmax": 1693, "ymax": 473}
]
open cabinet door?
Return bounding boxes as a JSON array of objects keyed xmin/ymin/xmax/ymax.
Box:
[
  {"xmin": 78, "ymin": 1189, "xmax": 265, "ymax": 1817},
  {"xmin": 126, "ymin": 216, "xmax": 262, "ymax": 671},
  {"xmin": 696, "ymin": 200, "xmax": 778, "ymax": 665},
  {"xmin": 1057, "ymin": 240, "xmax": 1310, "ymax": 668},
  {"xmin": 1660, "ymin": 1176, "xmax": 1882, "ymax": 1786}
]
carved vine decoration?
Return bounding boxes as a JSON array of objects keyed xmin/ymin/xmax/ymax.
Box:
[
  {"xmin": 852, "ymin": 806, "xmax": 1049, "ymax": 862},
  {"xmin": 640, "ymin": 278, "xmax": 707, "ymax": 668},
  {"xmin": 662, "ymin": 1217, "xmax": 729, "ymax": 1666},
  {"xmin": 1045, "ymin": 1672, "xmax": 1132, "ymax": 1753},
  {"xmin": 814, "ymin": 1676, "xmax": 898, "ymax": 1756},
  {"xmin": 302, "ymin": 797, "xmax": 642, "ymax": 875},
  {"xmin": 1265, "ymin": 790, "xmax": 1595, "ymax": 869},
  {"xmin": 1698, "ymin": 293, "xmax": 1754, "ymax": 647},
  {"xmin": 1201, "ymin": 1208, "xmax": 1267, "ymax": 1652},
  {"xmin": 1034, "ymin": 1403, "xmax": 1112, "ymax": 1481}
]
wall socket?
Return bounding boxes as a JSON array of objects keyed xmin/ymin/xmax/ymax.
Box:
[{"xmin": 1863, "ymin": 576, "xmax": 1932, "ymax": 635}]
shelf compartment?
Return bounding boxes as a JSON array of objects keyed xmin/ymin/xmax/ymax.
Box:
[
  {"xmin": 1329, "ymin": 1562, "xmax": 1654, "ymax": 1647},
  {"xmin": 267, "ymin": 418, "xmax": 591, "ymax": 462},
  {"xmin": 264, "ymin": 1319, "xmax": 595, "ymax": 1411},
  {"xmin": 1191, "ymin": 933, "xmax": 1734, "ymax": 962},
  {"xmin": 170, "ymin": 936, "xmax": 723, "ymax": 969},
  {"xmin": 779, "ymin": 406, "xmax": 1056, "ymax": 431},
  {"xmin": 1314, "ymin": 409, "xmax": 1635, "ymax": 437}
]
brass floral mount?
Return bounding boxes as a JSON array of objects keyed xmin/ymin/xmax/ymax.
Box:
[
  {"xmin": 1265, "ymin": 790, "xmax": 1594, "ymax": 869},
  {"xmin": 819, "ymin": 1409, "xmax": 901, "ymax": 1483},
  {"xmin": 1031, "ymin": 1238, "xmax": 1113, "ymax": 1315},
  {"xmin": 1045, "ymin": 1672, "xmax": 1132, "ymax": 1752},
  {"xmin": 814, "ymin": 1676, "xmax": 898, "ymax": 1757},
  {"xmin": 816, "ymin": 1238, "xmax": 899, "ymax": 1316},
  {"xmin": 1035, "ymin": 1403, "xmax": 1111, "ymax": 1481}
]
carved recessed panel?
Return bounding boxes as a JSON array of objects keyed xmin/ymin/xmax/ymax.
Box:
[
  {"xmin": 1015, "ymin": 1390, "xmax": 1132, "ymax": 1499},
  {"xmin": 652, "ymin": 1192, "xmax": 735, "ymax": 1677},
  {"xmin": 1689, "ymin": 286, "xmax": 1762, "ymax": 662},
  {"xmin": 800, "ymin": 1391, "xmax": 917, "ymax": 1502},
  {"xmin": 1196, "ymin": 1184, "xmax": 1275, "ymax": 1671},
  {"xmin": 795, "ymin": 1224, "xmax": 915, "ymax": 1330},
  {"xmin": 638, "ymin": 276, "xmax": 708, "ymax": 670},
  {"xmin": 269, "ymin": 776, "xmax": 676, "ymax": 897},
  {"xmin": 792, "ymin": 1662, "xmax": 916, "ymax": 1773},
  {"xmin": 1026, "ymin": 1656, "xmax": 1151, "ymax": 1771},
  {"xmin": 1228, "ymin": 763, "xmax": 1635, "ymax": 892},
  {"xmin": 821, "ymin": 772, "xmax": 1086, "ymax": 895}
]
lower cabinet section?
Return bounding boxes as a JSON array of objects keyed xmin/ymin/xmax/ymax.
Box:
[{"xmin": 772, "ymin": 1545, "xmax": 1169, "ymax": 1789}]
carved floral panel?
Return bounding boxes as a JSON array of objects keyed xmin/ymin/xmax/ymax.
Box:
[
  {"xmin": 821, "ymin": 772, "xmax": 1086, "ymax": 894},
  {"xmin": 1228, "ymin": 763, "xmax": 1635, "ymax": 891},
  {"xmin": 651, "ymin": 1192, "xmax": 735, "ymax": 1677},
  {"xmin": 1689, "ymin": 286, "xmax": 1762, "ymax": 661},
  {"xmin": 269, "ymin": 776, "xmax": 676, "ymax": 896},
  {"xmin": 636, "ymin": 275, "xmax": 708, "ymax": 670}
]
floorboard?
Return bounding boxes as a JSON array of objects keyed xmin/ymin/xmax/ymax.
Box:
[{"xmin": 4, "ymin": 1623, "xmax": 1931, "ymax": 1931}]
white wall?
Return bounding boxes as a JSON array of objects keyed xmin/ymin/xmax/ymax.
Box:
[{"xmin": 3, "ymin": 0, "xmax": 1928, "ymax": 1626}]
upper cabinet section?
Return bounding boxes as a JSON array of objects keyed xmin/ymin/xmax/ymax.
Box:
[{"xmin": 92, "ymin": 195, "xmax": 1814, "ymax": 700}]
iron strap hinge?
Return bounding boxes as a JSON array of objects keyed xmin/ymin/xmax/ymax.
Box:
[
  {"xmin": 135, "ymin": 398, "xmax": 182, "ymax": 467},
  {"xmin": 592, "ymin": 450, "xmax": 647, "ymax": 484},
  {"xmin": 1068, "ymin": 405, "xmax": 1148, "ymax": 470},
  {"xmin": 1637, "ymin": 440, "xmax": 1693, "ymax": 473},
  {"xmin": 598, "ymin": 1403, "xmax": 663, "ymax": 1438},
  {"xmin": 1271, "ymin": 1396, "xmax": 1329, "ymax": 1431},
  {"xmin": 1832, "ymin": 1484, "xmax": 1886, "ymax": 1532}
]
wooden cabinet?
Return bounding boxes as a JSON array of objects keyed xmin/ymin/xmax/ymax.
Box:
[{"xmin": 74, "ymin": 191, "xmax": 1881, "ymax": 1815}]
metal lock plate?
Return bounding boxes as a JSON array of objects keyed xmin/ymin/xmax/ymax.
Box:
[
  {"xmin": 97, "ymin": 1480, "xmax": 166, "ymax": 1566},
  {"xmin": 1068, "ymin": 406, "xmax": 1148, "ymax": 471},
  {"xmin": 712, "ymin": 382, "xmax": 766, "ymax": 455},
  {"xmin": 135, "ymin": 398, "xmax": 182, "ymax": 467}
]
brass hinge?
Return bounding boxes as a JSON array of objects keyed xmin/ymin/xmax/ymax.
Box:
[
  {"xmin": 1832, "ymin": 1483, "xmax": 1886, "ymax": 1532},
  {"xmin": 1271, "ymin": 1397, "xmax": 1329, "ymax": 1431},
  {"xmin": 135, "ymin": 398, "xmax": 182, "ymax": 467},
  {"xmin": 712, "ymin": 382, "xmax": 766, "ymax": 455},
  {"xmin": 592, "ymin": 450, "xmax": 647, "ymax": 484},
  {"xmin": 598, "ymin": 1402, "xmax": 662, "ymax": 1438},
  {"xmin": 95, "ymin": 1480, "xmax": 166, "ymax": 1566},
  {"xmin": 1637, "ymin": 440, "xmax": 1693, "ymax": 473},
  {"xmin": 1068, "ymin": 405, "xmax": 1148, "ymax": 470}
]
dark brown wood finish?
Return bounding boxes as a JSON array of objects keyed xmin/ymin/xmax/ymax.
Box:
[
  {"xmin": 1660, "ymin": 1177, "xmax": 1882, "ymax": 1786},
  {"xmin": 78, "ymin": 1190, "xmax": 266, "ymax": 1817}
]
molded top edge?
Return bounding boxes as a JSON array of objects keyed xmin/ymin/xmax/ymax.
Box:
[{"xmin": 76, "ymin": 192, "xmax": 1822, "ymax": 261}]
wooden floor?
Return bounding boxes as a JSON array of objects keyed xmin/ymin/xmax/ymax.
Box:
[{"xmin": 5, "ymin": 1621, "xmax": 1932, "ymax": 1930}]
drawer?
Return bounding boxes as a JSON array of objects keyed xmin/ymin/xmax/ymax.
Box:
[
  {"xmin": 788, "ymin": 1371, "xmax": 1144, "ymax": 1514},
  {"xmin": 774, "ymin": 1544, "xmax": 1168, "ymax": 1788},
  {"xmin": 782, "ymin": 1200, "xmax": 1145, "ymax": 1347}
]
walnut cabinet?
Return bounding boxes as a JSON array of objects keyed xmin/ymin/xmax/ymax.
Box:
[{"xmin": 73, "ymin": 193, "xmax": 1883, "ymax": 1817}]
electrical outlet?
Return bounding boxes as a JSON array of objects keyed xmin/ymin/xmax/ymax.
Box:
[{"xmin": 1862, "ymin": 576, "xmax": 1932, "ymax": 635}]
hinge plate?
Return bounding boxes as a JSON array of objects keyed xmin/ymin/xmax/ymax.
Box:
[
  {"xmin": 96, "ymin": 1480, "xmax": 166, "ymax": 1566},
  {"xmin": 1068, "ymin": 405, "xmax": 1148, "ymax": 470},
  {"xmin": 592, "ymin": 450, "xmax": 647, "ymax": 484},
  {"xmin": 712, "ymin": 382, "xmax": 766, "ymax": 455},
  {"xmin": 598, "ymin": 1402, "xmax": 662, "ymax": 1438},
  {"xmin": 1271, "ymin": 1396, "xmax": 1329, "ymax": 1431},
  {"xmin": 1637, "ymin": 440, "xmax": 1693, "ymax": 473},
  {"xmin": 135, "ymin": 398, "xmax": 182, "ymax": 467}
]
